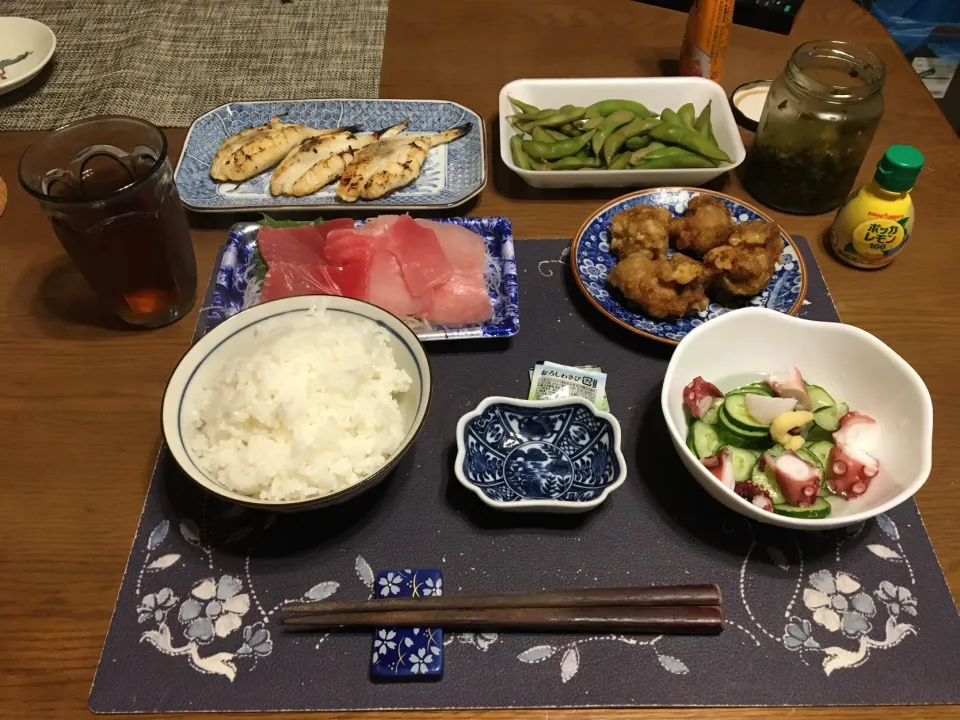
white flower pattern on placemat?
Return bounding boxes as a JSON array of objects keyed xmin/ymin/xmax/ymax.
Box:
[
  {"xmin": 135, "ymin": 516, "xmax": 338, "ymax": 680},
  {"xmin": 133, "ymin": 494, "xmax": 921, "ymax": 684}
]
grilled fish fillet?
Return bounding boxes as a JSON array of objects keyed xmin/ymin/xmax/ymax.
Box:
[
  {"xmin": 209, "ymin": 117, "xmax": 345, "ymax": 183},
  {"xmin": 336, "ymin": 124, "xmax": 470, "ymax": 202},
  {"xmin": 269, "ymin": 120, "xmax": 408, "ymax": 197}
]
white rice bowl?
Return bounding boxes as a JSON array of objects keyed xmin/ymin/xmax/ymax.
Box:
[{"xmin": 186, "ymin": 309, "xmax": 413, "ymax": 502}]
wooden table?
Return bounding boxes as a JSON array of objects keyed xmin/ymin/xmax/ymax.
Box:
[{"xmin": 1, "ymin": 0, "xmax": 958, "ymax": 718}]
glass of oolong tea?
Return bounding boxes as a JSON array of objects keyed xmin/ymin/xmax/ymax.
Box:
[{"xmin": 19, "ymin": 116, "xmax": 197, "ymax": 328}]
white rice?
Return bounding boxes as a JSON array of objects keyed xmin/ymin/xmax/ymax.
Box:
[{"xmin": 186, "ymin": 308, "xmax": 412, "ymax": 502}]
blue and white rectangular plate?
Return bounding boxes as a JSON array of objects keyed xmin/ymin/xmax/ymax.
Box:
[
  {"xmin": 208, "ymin": 217, "xmax": 519, "ymax": 342},
  {"xmin": 174, "ymin": 99, "xmax": 487, "ymax": 213}
]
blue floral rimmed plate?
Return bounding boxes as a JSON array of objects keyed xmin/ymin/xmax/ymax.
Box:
[
  {"xmin": 571, "ymin": 188, "xmax": 807, "ymax": 345},
  {"xmin": 174, "ymin": 99, "xmax": 486, "ymax": 213}
]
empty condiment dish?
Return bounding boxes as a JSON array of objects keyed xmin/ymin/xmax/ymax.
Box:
[{"xmin": 455, "ymin": 396, "xmax": 626, "ymax": 512}]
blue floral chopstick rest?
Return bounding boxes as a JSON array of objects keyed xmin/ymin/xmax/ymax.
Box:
[{"xmin": 371, "ymin": 569, "xmax": 443, "ymax": 680}]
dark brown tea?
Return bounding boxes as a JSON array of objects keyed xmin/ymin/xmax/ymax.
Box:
[{"xmin": 19, "ymin": 118, "xmax": 197, "ymax": 328}]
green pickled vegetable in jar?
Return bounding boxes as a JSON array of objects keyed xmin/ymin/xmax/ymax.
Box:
[{"xmin": 742, "ymin": 41, "xmax": 886, "ymax": 215}]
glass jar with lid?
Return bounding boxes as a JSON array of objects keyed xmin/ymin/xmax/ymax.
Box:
[{"xmin": 742, "ymin": 41, "xmax": 886, "ymax": 215}]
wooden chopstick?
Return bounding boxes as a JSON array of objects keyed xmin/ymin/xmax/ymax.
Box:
[
  {"xmin": 283, "ymin": 584, "xmax": 721, "ymax": 615},
  {"xmin": 282, "ymin": 604, "xmax": 723, "ymax": 635}
]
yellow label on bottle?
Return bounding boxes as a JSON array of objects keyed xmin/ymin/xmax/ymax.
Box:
[{"xmin": 851, "ymin": 219, "xmax": 906, "ymax": 258}]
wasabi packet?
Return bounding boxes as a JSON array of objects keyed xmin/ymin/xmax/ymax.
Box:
[{"xmin": 528, "ymin": 361, "xmax": 609, "ymax": 411}]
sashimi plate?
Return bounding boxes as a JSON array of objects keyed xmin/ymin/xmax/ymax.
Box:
[
  {"xmin": 175, "ymin": 99, "xmax": 486, "ymax": 212},
  {"xmin": 572, "ymin": 188, "xmax": 807, "ymax": 346},
  {"xmin": 207, "ymin": 218, "xmax": 519, "ymax": 341}
]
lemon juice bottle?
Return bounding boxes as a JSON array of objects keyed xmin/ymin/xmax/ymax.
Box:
[{"xmin": 828, "ymin": 145, "xmax": 924, "ymax": 269}]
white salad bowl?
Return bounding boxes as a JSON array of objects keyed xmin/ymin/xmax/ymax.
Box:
[
  {"xmin": 498, "ymin": 76, "xmax": 745, "ymax": 189},
  {"xmin": 162, "ymin": 296, "xmax": 432, "ymax": 511},
  {"xmin": 661, "ymin": 307, "xmax": 933, "ymax": 530}
]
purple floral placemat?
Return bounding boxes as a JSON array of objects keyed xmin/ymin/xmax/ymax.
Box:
[{"xmin": 89, "ymin": 238, "xmax": 960, "ymax": 712}]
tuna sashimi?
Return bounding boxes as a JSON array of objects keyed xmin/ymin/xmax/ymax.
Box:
[
  {"xmin": 261, "ymin": 260, "xmax": 368, "ymax": 301},
  {"xmin": 378, "ymin": 215, "xmax": 452, "ymax": 297},
  {"xmin": 258, "ymin": 215, "xmax": 491, "ymax": 324},
  {"xmin": 323, "ymin": 228, "xmax": 376, "ymax": 266},
  {"xmin": 415, "ymin": 219, "xmax": 491, "ymax": 323},
  {"xmin": 367, "ymin": 251, "xmax": 433, "ymax": 318}
]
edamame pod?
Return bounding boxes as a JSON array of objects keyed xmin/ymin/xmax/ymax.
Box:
[
  {"xmin": 548, "ymin": 128, "xmax": 572, "ymax": 141},
  {"xmin": 628, "ymin": 141, "xmax": 666, "ymax": 164},
  {"xmin": 632, "ymin": 149, "xmax": 717, "ymax": 169},
  {"xmin": 659, "ymin": 108, "xmax": 683, "ymax": 125},
  {"xmin": 576, "ymin": 117, "xmax": 605, "ymax": 131},
  {"xmin": 508, "ymin": 96, "xmax": 540, "ymax": 114},
  {"xmin": 532, "ymin": 127, "xmax": 557, "ymax": 143},
  {"xmin": 584, "ymin": 99, "xmax": 655, "ymax": 119},
  {"xmin": 607, "ymin": 152, "xmax": 632, "ymax": 170},
  {"xmin": 602, "ymin": 118, "xmax": 662, "ymax": 164},
  {"xmin": 648, "ymin": 122, "xmax": 731, "ymax": 163},
  {"xmin": 549, "ymin": 155, "xmax": 604, "ymax": 170},
  {"xmin": 694, "ymin": 101, "xmax": 719, "ymax": 145},
  {"xmin": 592, "ymin": 110, "xmax": 635, "ymax": 155},
  {"xmin": 678, "ymin": 103, "xmax": 696, "ymax": 127},
  {"xmin": 625, "ymin": 135, "xmax": 653, "ymax": 151},
  {"xmin": 528, "ymin": 105, "xmax": 586, "ymax": 129},
  {"xmin": 522, "ymin": 129, "xmax": 596, "ymax": 160},
  {"xmin": 510, "ymin": 135, "xmax": 532, "ymax": 170},
  {"xmin": 558, "ymin": 123, "xmax": 580, "ymax": 136}
]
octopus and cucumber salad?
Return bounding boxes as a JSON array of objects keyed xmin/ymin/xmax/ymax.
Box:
[{"xmin": 683, "ymin": 368, "xmax": 880, "ymax": 519}]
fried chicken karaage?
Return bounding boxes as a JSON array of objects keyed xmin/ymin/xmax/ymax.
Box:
[
  {"xmin": 609, "ymin": 205, "xmax": 672, "ymax": 259},
  {"xmin": 607, "ymin": 253, "xmax": 710, "ymax": 319},
  {"xmin": 668, "ymin": 195, "xmax": 733, "ymax": 257},
  {"xmin": 702, "ymin": 219, "xmax": 782, "ymax": 296}
]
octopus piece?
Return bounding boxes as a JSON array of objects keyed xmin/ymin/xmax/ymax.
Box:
[
  {"xmin": 828, "ymin": 412, "xmax": 881, "ymax": 498},
  {"xmin": 683, "ymin": 376, "xmax": 723, "ymax": 419},
  {"xmin": 734, "ymin": 481, "xmax": 775, "ymax": 512},
  {"xmin": 702, "ymin": 220, "xmax": 782, "ymax": 297},
  {"xmin": 762, "ymin": 450, "xmax": 821, "ymax": 507},
  {"xmin": 608, "ymin": 205, "xmax": 672, "ymax": 260},
  {"xmin": 764, "ymin": 367, "xmax": 813, "ymax": 411},
  {"xmin": 607, "ymin": 253, "xmax": 710, "ymax": 319},
  {"xmin": 702, "ymin": 448, "xmax": 735, "ymax": 491},
  {"xmin": 668, "ymin": 194, "xmax": 734, "ymax": 257}
]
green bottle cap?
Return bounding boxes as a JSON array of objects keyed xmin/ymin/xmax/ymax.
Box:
[{"xmin": 874, "ymin": 145, "xmax": 924, "ymax": 192}]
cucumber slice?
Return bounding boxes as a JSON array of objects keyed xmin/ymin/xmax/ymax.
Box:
[
  {"xmin": 813, "ymin": 402, "xmax": 849, "ymax": 432},
  {"xmin": 773, "ymin": 497, "xmax": 831, "ymax": 519},
  {"xmin": 718, "ymin": 405, "xmax": 770, "ymax": 441},
  {"xmin": 701, "ymin": 398, "xmax": 723, "ymax": 425},
  {"xmin": 748, "ymin": 459, "xmax": 785, "ymax": 504},
  {"xmin": 732, "ymin": 382, "xmax": 774, "ymax": 396},
  {"xmin": 806, "ymin": 441, "xmax": 834, "ymax": 470},
  {"xmin": 795, "ymin": 447, "xmax": 823, "ymax": 471},
  {"xmin": 688, "ymin": 421, "xmax": 720, "ymax": 459},
  {"xmin": 723, "ymin": 393, "xmax": 770, "ymax": 431},
  {"xmin": 806, "ymin": 384, "xmax": 836, "ymax": 411},
  {"xmin": 719, "ymin": 446, "xmax": 760, "ymax": 483}
]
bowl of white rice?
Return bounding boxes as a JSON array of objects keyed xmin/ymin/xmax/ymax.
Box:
[{"xmin": 162, "ymin": 295, "xmax": 431, "ymax": 510}]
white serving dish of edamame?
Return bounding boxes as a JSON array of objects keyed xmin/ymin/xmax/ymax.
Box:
[
  {"xmin": 661, "ymin": 308, "xmax": 933, "ymax": 530},
  {"xmin": 498, "ymin": 77, "xmax": 746, "ymax": 189}
]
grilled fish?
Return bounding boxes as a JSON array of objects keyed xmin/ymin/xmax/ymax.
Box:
[
  {"xmin": 209, "ymin": 117, "xmax": 345, "ymax": 183},
  {"xmin": 336, "ymin": 124, "xmax": 471, "ymax": 202},
  {"xmin": 269, "ymin": 119, "xmax": 408, "ymax": 197}
]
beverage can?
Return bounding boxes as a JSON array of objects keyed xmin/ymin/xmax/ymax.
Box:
[{"xmin": 679, "ymin": 0, "xmax": 735, "ymax": 82}]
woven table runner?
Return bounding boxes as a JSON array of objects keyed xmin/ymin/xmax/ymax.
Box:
[
  {"xmin": 0, "ymin": 0, "xmax": 389, "ymax": 131},
  {"xmin": 88, "ymin": 237, "xmax": 960, "ymax": 712}
]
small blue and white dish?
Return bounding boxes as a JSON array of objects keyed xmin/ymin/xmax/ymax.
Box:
[
  {"xmin": 455, "ymin": 397, "xmax": 626, "ymax": 513},
  {"xmin": 571, "ymin": 188, "xmax": 808, "ymax": 346},
  {"xmin": 174, "ymin": 99, "xmax": 486, "ymax": 212},
  {"xmin": 210, "ymin": 216, "xmax": 519, "ymax": 342}
]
